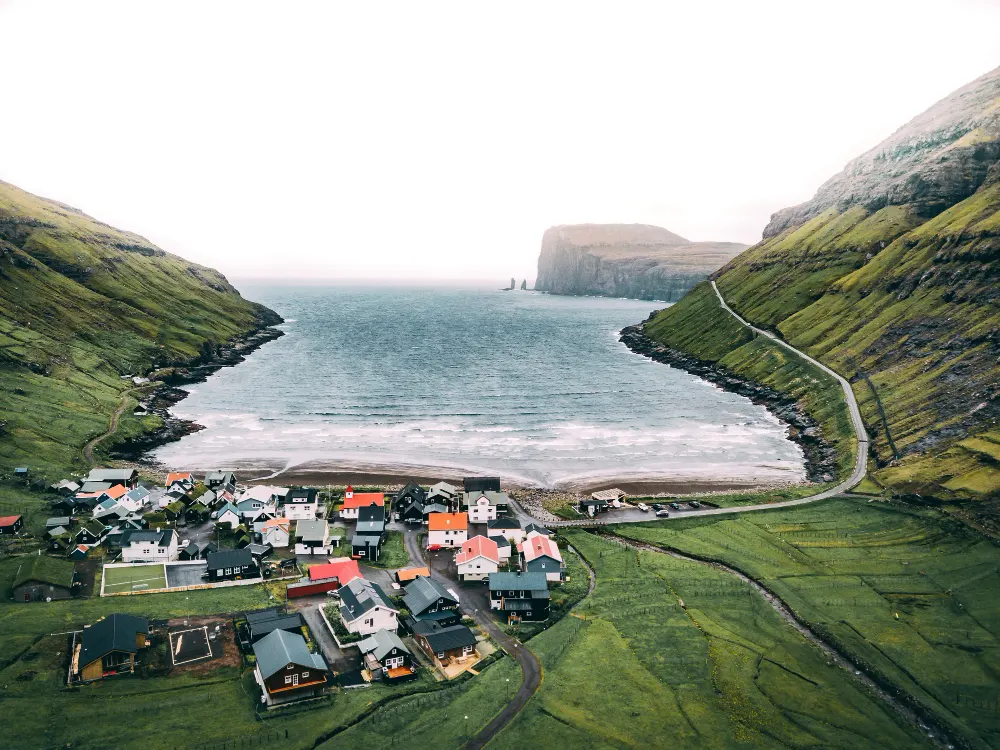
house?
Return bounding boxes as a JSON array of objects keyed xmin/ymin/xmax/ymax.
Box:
[
  {"xmin": 78, "ymin": 482, "xmax": 113, "ymax": 495},
  {"xmin": 338, "ymin": 578, "xmax": 398, "ymax": 636},
  {"xmin": 165, "ymin": 471, "xmax": 193, "ymax": 489},
  {"xmin": 523, "ymin": 523, "xmax": 553, "ymax": 537},
  {"xmin": 237, "ymin": 497, "xmax": 274, "ymax": 520},
  {"xmin": 427, "ymin": 513, "xmax": 467, "ymax": 549},
  {"xmin": 463, "ymin": 477, "xmax": 501, "ymax": 493},
  {"xmin": 123, "ymin": 486, "xmax": 150, "ymax": 510},
  {"xmin": 49, "ymin": 530, "xmax": 75, "ymax": 553},
  {"xmin": 359, "ymin": 629, "xmax": 414, "ymax": 679},
  {"xmin": 520, "ymin": 532, "xmax": 565, "ymax": 581},
  {"xmin": 358, "ymin": 503, "xmax": 386, "ymax": 525},
  {"xmin": 352, "ymin": 505, "xmax": 386, "ymax": 560},
  {"xmin": 426, "ymin": 481, "xmax": 460, "ymax": 507},
  {"xmin": 591, "ymin": 488, "xmax": 626, "ymax": 504},
  {"xmin": 455, "ymin": 535, "xmax": 500, "ymax": 581},
  {"xmin": 398, "ymin": 494, "xmax": 428, "ymax": 524},
  {"xmin": 252, "ymin": 629, "xmax": 329, "ymax": 705},
  {"xmin": 488, "ymin": 571, "xmax": 550, "ymax": 623},
  {"xmin": 241, "ymin": 485, "xmax": 289, "ymax": 505},
  {"xmin": 84, "ymin": 468, "xmax": 138, "ymax": 490},
  {"xmin": 340, "ymin": 490, "xmax": 385, "ymax": 520},
  {"xmin": 261, "ymin": 518, "xmax": 291, "ymax": 549},
  {"xmin": 75, "ymin": 519, "xmax": 109, "ymax": 546},
  {"xmin": 74, "ymin": 614, "xmax": 149, "ymax": 682},
  {"xmin": 421, "ymin": 502, "xmax": 450, "ymax": 524},
  {"xmin": 489, "ymin": 535, "xmax": 512, "ymax": 562},
  {"xmin": 246, "ymin": 608, "xmax": 304, "ymax": 643},
  {"xmin": 178, "ymin": 543, "xmax": 200, "ymax": 561},
  {"xmin": 286, "ymin": 558, "xmax": 362, "ymax": 598},
  {"xmin": 205, "ymin": 548, "xmax": 260, "ymax": 582},
  {"xmin": 215, "ymin": 502, "xmax": 241, "ymax": 529},
  {"xmin": 70, "ymin": 544, "xmax": 91, "ymax": 561},
  {"xmin": 487, "ymin": 517, "xmax": 525, "ymax": 544},
  {"xmin": 396, "ymin": 566, "xmax": 431, "ymax": 584},
  {"xmin": 402, "ymin": 575, "xmax": 461, "ymax": 625},
  {"xmin": 578, "ymin": 498, "xmax": 610, "ymax": 517},
  {"xmin": 293, "ymin": 519, "xmax": 332, "ymax": 555},
  {"xmin": 246, "ymin": 542, "xmax": 273, "ymax": 566},
  {"xmin": 393, "ymin": 482, "xmax": 427, "ymax": 512},
  {"xmin": 411, "ymin": 622, "xmax": 479, "ymax": 671},
  {"xmin": 163, "ymin": 501, "xmax": 187, "ymax": 523},
  {"xmin": 464, "ymin": 492, "xmax": 499, "ymax": 524},
  {"xmin": 0, "ymin": 515, "xmax": 24, "ymax": 535},
  {"xmin": 204, "ymin": 471, "xmax": 237, "ymax": 491},
  {"xmin": 51, "ymin": 479, "xmax": 81, "ymax": 495},
  {"xmin": 282, "ymin": 488, "xmax": 319, "ymax": 520},
  {"xmin": 46, "ymin": 516, "xmax": 73, "ymax": 533},
  {"xmin": 184, "ymin": 504, "xmax": 211, "ymax": 524},
  {"xmin": 13, "ymin": 554, "xmax": 76, "ymax": 602},
  {"xmin": 120, "ymin": 528, "xmax": 179, "ymax": 563}
]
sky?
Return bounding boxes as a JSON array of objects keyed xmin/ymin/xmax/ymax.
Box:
[{"xmin": 0, "ymin": 1, "xmax": 998, "ymax": 284}]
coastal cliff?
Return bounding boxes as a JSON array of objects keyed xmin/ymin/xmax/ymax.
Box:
[
  {"xmin": 535, "ymin": 223, "xmax": 746, "ymax": 301},
  {"xmin": 641, "ymin": 66, "xmax": 1000, "ymax": 506}
]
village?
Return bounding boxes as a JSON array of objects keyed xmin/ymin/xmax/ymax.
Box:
[{"xmin": 1, "ymin": 468, "xmax": 596, "ymax": 710}]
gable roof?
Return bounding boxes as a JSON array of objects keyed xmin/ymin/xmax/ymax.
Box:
[
  {"xmin": 428, "ymin": 513, "xmax": 467, "ymax": 532},
  {"xmin": 427, "ymin": 481, "xmax": 459, "ymax": 497},
  {"xmin": 523, "ymin": 523, "xmax": 553, "ymax": 536},
  {"xmin": 120, "ymin": 528, "xmax": 174, "ymax": 548},
  {"xmin": 420, "ymin": 623, "xmax": 477, "ymax": 652},
  {"xmin": 0, "ymin": 515, "xmax": 22, "ymax": 528},
  {"xmin": 246, "ymin": 609, "xmax": 304, "ymax": 639},
  {"xmin": 78, "ymin": 614, "xmax": 148, "ymax": 667},
  {"xmin": 402, "ymin": 575, "xmax": 458, "ymax": 616},
  {"xmin": 355, "ymin": 519, "xmax": 385, "ymax": 535},
  {"xmin": 342, "ymin": 493, "xmax": 384, "ymax": 510},
  {"xmin": 262, "ymin": 518, "xmax": 290, "ymax": 532},
  {"xmin": 487, "ymin": 517, "xmax": 522, "ymax": 530},
  {"xmin": 396, "ymin": 566, "xmax": 431, "ymax": 582},
  {"xmin": 488, "ymin": 571, "xmax": 549, "ymax": 592},
  {"xmin": 295, "ymin": 519, "xmax": 329, "ymax": 542},
  {"xmin": 308, "ymin": 559, "xmax": 362, "ymax": 584},
  {"xmin": 105, "ymin": 484, "xmax": 128, "ymax": 500},
  {"xmin": 166, "ymin": 472, "xmax": 192, "ymax": 485},
  {"xmin": 520, "ymin": 532, "xmax": 563, "ymax": 564},
  {"xmin": 241, "ymin": 485, "xmax": 289, "ymax": 503},
  {"xmin": 125, "ymin": 487, "xmax": 150, "ymax": 503},
  {"xmin": 287, "ymin": 487, "xmax": 317, "ymax": 502},
  {"xmin": 253, "ymin": 628, "xmax": 326, "ymax": 680},
  {"xmin": 488, "ymin": 535, "xmax": 511, "ymax": 549},
  {"xmin": 339, "ymin": 578, "xmax": 396, "ymax": 621},
  {"xmin": 14, "ymin": 554, "xmax": 75, "ymax": 588},
  {"xmin": 77, "ymin": 519, "xmax": 107, "ymax": 538},
  {"xmin": 217, "ymin": 502, "xmax": 240, "ymax": 518},
  {"xmin": 206, "ymin": 548, "xmax": 254, "ymax": 569},
  {"xmin": 357, "ymin": 504, "xmax": 386, "ymax": 523},
  {"xmin": 456, "ymin": 535, "xmax": 500, "ymax": 565},
  {"xmin": 358, "ymin": 628, "xmax": 410, "ymax": 661},
  {"xmin": 85, "ymin": 468, "xmax": 137, "ymax": 484}
]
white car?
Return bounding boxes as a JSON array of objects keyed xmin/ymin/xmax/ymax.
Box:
[
  {"xmin": 179, "ymin": 539, "xmax": 190, "ymax": 548},
  {"xmin": 636, "ymin": 503, "xmax": 650, "ymax": 512}
]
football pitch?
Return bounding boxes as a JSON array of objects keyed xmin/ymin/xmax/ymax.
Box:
[{"xmin": 103, "ymin": 564, "xmax": 168, "ymax": 594}]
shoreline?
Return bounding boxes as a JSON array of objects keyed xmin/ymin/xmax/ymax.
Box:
[{"xmin": 619, "ymin": 315, "xmax": 838, "ymax": 484}]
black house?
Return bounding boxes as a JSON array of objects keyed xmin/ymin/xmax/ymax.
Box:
[
  {"xmin": 398, "ymin": 495, "xmax": 426, "ymax": 524},
  {"xmin": 246, "ymin": 608, "xmax": 304, "ymax": 643},
  {"xmin": 578, "ymin": 498, "xmax": 610, "ymax": 516},
  {"xmin": 393, "ymin": 482, "xmax": 427, "ymax": 512},
  {"xmin": 463, "ymin": 477, "xmax": 501, "ymax": 493},
  {"xmin": 488, "ymin": 571, "xmax": 550, "ymax": 623},
  {"xmin": 205, "ymin": 548, "xmax": 260, "ymax": 582}
]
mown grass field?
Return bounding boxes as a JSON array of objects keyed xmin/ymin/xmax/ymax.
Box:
[
  {"xmin": 493, "ymin": 528, "xmax": 925, "ymax": 749},
  {"xmin": 364, "ymin": 530, "xmax": 409, "ymax": 569},
  {"xmin": 102, "ymin": 564, "xmax": 168, "ymax": 594},
  {"xmin": 615, "ymin": 497, "xmax": 1000, "ymax": 749}
]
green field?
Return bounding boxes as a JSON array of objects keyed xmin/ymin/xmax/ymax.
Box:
[
  {"xmin": 102, "ymin": 564, "xmax": 168, "ymax": 594},
  {"xmin": 615, "ymin": 497, "xmax": 1000, "ymax": 749},
  {"xmin": 493, "ymin": 528, "xmax": 927, "ymax": 749}
]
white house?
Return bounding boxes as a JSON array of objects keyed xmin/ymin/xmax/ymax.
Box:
[
  {"xmin": 465, "ymin": 492, "xmax": 498, "ymax": 524},
  {"xmin": 340, "ymin": 489, "xmax": 385, "ymax": 521},
  {"xmin": 455, "ymin": 535, "xmax": 500, "ymax": 581},
  {"xmin": 241, "ymin": 485, "xmax": 289, "ymax": 504},
  {"xmin": 282, "ymin": 488, "xmax": 318, "ymax": 520},
  {"xmin": 293, "ymin": 519, "xmax": 331, "ymax": 555},
  {"xmin": 338, "ymin": 578, "xmax": 399, "ymax": 636},
  {"xmin": 261, "ymin": 518, "xmax": 290, "ymax": 549},
  {"xmin": 215, "ymin": 502, "xmax": 241, "ymax": 529},
  {"xmin": 120, "ymin": 528, "xmax": 179, "ymax": 563},
  {"xmin": 427, "ymin": 513, "xmax": 468, "ymax": 549},
  {"xmin": 486, "ymin": 518, "xmax": 526, "ymax": 545},
  {"xmin": 489, "ymin": 535, "xmax": 512, "ymax": 562}
]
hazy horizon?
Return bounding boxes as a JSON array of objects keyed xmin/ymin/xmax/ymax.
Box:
[{"xmin": 1, "ymin": 1, "xmax": 998, "ymax": 283}]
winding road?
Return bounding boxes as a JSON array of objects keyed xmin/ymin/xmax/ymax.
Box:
[{"xmin": 82, "ymin": 384, "xmax": 158, "ymax": 465}]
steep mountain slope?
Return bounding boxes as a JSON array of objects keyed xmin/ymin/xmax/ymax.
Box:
[
  {"xmin": 0, "ymin": 179, "xmax": 281, "ymax": 475},
  {"xmin": 535, "ymin": 223, "xmax": 746, "ymax": 300},
  {"xmin": 643, "ymin": 66, "xmax": 1000, "ymax": 503}
]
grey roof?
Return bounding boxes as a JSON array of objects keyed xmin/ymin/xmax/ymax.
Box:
[
  {"xmin": 78, "ymin": 614, "xmax": 148, "ymax": 668},
  {"xmin": 358, "ymin": 628, "xmax": 410, "ymax": 661},
  {"xmin": 488, "ymin": 535, "xmax": 511, "ymax": 549},
  {"xmin": 351, "ymin": 533, "xmax": 382, "ymax": 547},
  {"xmin": 125, "ymin": 487, "xmax": 150, "ymax": 503},
  {"xmin": 422, "ymin": 503, "xmax": 448, "ymax": 515},
  {"xmin": 253, "ymin": 629, "xmax": 326, "ymax": 680},
  {"xmin": 403, "ymin": 575, "xmax": 458, "ymax": 616},
  {"xmin": 357, "ymin": 504, "xmax": 386, "ymax": 524},
  {"xmin": 487, "ymin": 518, "xmax": 521, "ymax": 530},
  {"xmin": 85, "ymin": 468, "xmax": 137, "ymax": 483},
  {"xmin": 462, "ymin": 491, "xmax": 510, "ymax": 508},
  {"xmin": 206, "ymin": 548, "xmax": 253, "ymax": 569},
  {"xmin": 421, "ymin": 624, "xmax": 477, "ymax": 652},
  {"xmin": 287, "ymin": 487, "xmax": 317, "ymax": 502},
  {"xmin": 180, "ymin": 543, "xmax": 199, "ymax": 557},
  {"xmin": 120, "ymin": 528, "xmax": 174, "ymax": 547},
  {"xmin": 488, "ymin": 571, "xmax": 548, "ymax": 592},
  {"xmin": 523, "ymin": 523, "xmax": 553, "ymax": 536},
  {"xmin": 48, "ymin": 525, "xmax": 69, "ymax": 537},
  {"xmin": 51, "ymin": 480, "xmax": 81, "ymax": 492},
  {"xmin": 355, "ymin": 519, "xmax": 385, "ymax": 535},
  {"xmin": 80, "ymin": 481, "xmax": 113, "ymax": 493},
  {"xmin": 46, "ymin": 517, "xmax": 71, "ymax": 528},
  {"xmin": 295, "ymin": 519, "xmax": 329, "ymax": 543},
  {"xmin": 247, "ymin": 610, "xmax": 304, "ymax": 640},
  {"xmin": 339, "ymin": 578, "xmax": 396, "ymax": 622}
]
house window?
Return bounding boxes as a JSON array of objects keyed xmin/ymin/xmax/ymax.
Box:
[
  {"xmin": 225, "ymin": 568, "xmax": 232, "ymax": 575},
  {"xmin": 463, "ymin": 645, "xmax": 474, "ymax": 655},
  {"xmin": 284, "ymin": 675, "xmax": 292, "ymax": 684},
  {"xmin": 437, "ymin": 652, "xmax": 444, "ymax": 658},
  {"xmin": 302, "ymin": 671, "xmax": 309, "ymax": 678}
]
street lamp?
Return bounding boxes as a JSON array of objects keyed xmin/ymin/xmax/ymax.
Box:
[
  {"xmin": 464, "ymin": 715, "xmax": 469, "ymax": 738},
  {"xmin": 506, "ymin": 677, "xmax": 510, "ymax": 700}
]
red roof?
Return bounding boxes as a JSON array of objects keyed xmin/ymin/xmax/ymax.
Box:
[
  {"xmin": 342, "ymin": 493, "xmax": 384, "ymax": 509},
  {"xmin": 105, "ymin": 484, "xmax": 128, "ymax": 500},
  {"xmin": 428, "ymin": 512, "xmax": 467, "ymax": 531},
  {"xmin": 0, "ymin": 515, "xmax": 21, "ymax": 527},
  {"xmin": 521, "ymin": 532, "xmax": 563, "ymax": 563},
  {"xmin": 309, "ymin": 559, "xmax": 362, "ymax": 584},
  {"xmin": 166, "ymin": 472, "xmax": 192, "ymax": 485},
  {"xmin": 455, "ymin": 535, "xmax": 499, "ymax": 565}
]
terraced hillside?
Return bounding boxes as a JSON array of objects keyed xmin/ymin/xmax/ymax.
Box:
[
  {"xmin": 644, "ymin": 66, "xmax": 1000, "ymax": 503},
  {"xmin": 0, "ymin": 179, "xmax": 280, "ymax": 476}
]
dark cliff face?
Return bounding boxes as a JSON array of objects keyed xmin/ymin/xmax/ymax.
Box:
[{"xmin": 535, "ymin": 223, "xmax": 747, "ymax": 301}]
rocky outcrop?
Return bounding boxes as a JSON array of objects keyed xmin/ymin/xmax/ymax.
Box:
[{"xmin": 535, "ymin": 223, "xmax": 746, "ymax": 301}]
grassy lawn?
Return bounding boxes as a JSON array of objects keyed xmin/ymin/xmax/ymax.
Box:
[
  {"xmin": 102, "ymin": 564, "xmax": 168, "ymax": 594},
  {"xmin": 507, "ymin": 543, "xmax": 590, "ymax": 641},
  {"xmin": 492, "ymin": 528, "xmax": 926, "ymax": 750},
  {"xmin": 364, "ymin": 531, "xmax": 409, "ymax": 569},
  {"xmin": 615, "ymin": 497, "xmax": 1000, "ymax": 749}
]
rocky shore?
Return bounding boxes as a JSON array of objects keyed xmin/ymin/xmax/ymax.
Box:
[
  {"xmin": 619, "ymin": 317, "xmax": 838, "ymax": 483},
  {"xmin": 109, "ymin": 323, "xmax": 285, "ymax": 461}
]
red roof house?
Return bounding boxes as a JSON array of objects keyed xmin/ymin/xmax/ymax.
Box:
[{"xmin": 0, "ymin": 515, "xmax": 23, "ymax": 535}]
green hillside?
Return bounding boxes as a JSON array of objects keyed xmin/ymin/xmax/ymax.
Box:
[
  {"xmin": 0, "ymin": 179, "xmax": 280, "ymax": 477},
  {"xmin": 645, "ymin": 66, "xmax": 1000, "ymax": 505}
]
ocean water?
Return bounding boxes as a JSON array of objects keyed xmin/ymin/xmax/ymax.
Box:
[{"xmin": 152, "ymin": 285, "xmax": 805, "ymax": 488}]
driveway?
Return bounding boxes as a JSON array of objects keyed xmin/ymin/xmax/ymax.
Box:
[
  {"xmin": 165, "ymin": 561, "xmax": 208, "ymax": 588},
  {"xmin": 292, "ymin": 596, "xmax": 360, "ymax": 674},
  {"xmin": 176, "ymin": 520, "xmax": 218, "ymax": 551}
]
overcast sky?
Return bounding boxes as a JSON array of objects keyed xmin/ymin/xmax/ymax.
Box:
[{"xmin": 1, "ymin": 1, "xmax": 998, "ymax": 284}]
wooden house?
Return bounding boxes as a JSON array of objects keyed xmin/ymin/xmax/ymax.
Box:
[
  {"xmin": 205, "ymin": 548, "xmax": 259, "ymax": 582},
  {"xmin": 0, "ymin": 515, "xmax": 23, "ymax": 535},
  {"xmin": 252, "ymin": 629, "xmax": 329, "ymax": 706},
  {"xmin": 488, "ymin": 571, "xmax": 550, "ymax": 623},
  {"xmin": 74, "ymin": 614, "xmax": 149, "ymax": 682}
]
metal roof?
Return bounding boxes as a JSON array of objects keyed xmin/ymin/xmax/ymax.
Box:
[
  {"xmin": 253, "ymin": 629, "xmax": 325, "ymax": 680},
  {"xmin": 402, "ymin": 575, "xmax": 458, "ymax": 616},
  {"xmin": 421, "ymin": 624, "xmax": 477, "ymax": 652},
  {"xmin": 339, "ymin": 578, "xmax": 396, "ymax": 621},
  {"xmin": 78, "ymin": 614, "xmax": 148, "ymax": 668},
  {"xmin": 488, "ymin": 571, "xmax": 548, "ymax": 592},
  {"xmin": 358, "ymin": 628, "xmax": 410, "ymax": 661}
]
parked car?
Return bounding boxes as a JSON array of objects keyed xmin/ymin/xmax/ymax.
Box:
[
  {"xmin": 326, "ymin": 589, "xmax": 341, "ymax": 598},
  {"xmin": 690, "ymin": 501, "xmax": 701, "ymax": 509},
  {"xmin": 655, "ymin": 509, "xmax": 670, "ymax": 518},
  {"xmin": 636, "ymin": 503, "xmax": 650, "ymax": 512},
  {"xmin": 179, "ymin": 539, "xmax": 190, "ymax": 548},
  {"xmin": 650, "ymin": 503, "xmax": 663, "ymax": 511},
  {"xmin": 669, "ymin": 502, "xmax": 681, "ymax": 510}
]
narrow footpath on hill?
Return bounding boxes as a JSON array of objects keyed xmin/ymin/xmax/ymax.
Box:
[{"xmin": 82, "ymin": 384, "xmax": 158, "ymax": 465}]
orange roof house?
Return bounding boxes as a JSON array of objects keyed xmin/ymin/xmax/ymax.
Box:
[
  {"xmin": 342, "ymin": 493, "xmax": 385, "ymax": 510},
  {"xmin": 520, "ymin": 532, "xmax": 563, "ymax": 563},
  {"xmin": 396, "ymin": 566, "xmax": 431, "ymax": 583},
  {"xmin": 166, "ymin": 472, "xmax": 192, "ymax": 486},
  {"xmin": 428, "ymin": 513, "xmax": 467, "ymax": 532},
  {"xmin": 309, "ymin": 558, "xmax": 362, "ymax": 584},
  {"xmin": 455, "ymin": 535, "xmax": 499, "ymax": 565},
  {"xmin": 105, "ymin": 484, "xmax": 128, "ymax": 500}
]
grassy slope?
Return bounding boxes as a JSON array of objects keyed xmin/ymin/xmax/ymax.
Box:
[
  {"xmin": 616, "ymin": 498, "xmax": 1000, "ymax": 749},
  {"xmin": 0, "ymin": 179, "xmax": 278, "ymax": 478},
  {"xmin": 493, "ymin": 529, "xmax": 925, "ymax": 749}
]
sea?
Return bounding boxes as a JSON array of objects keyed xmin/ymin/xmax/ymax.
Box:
[{"xmin": 152, "ymin": 284, "xmax": 805, "ymax": 488}]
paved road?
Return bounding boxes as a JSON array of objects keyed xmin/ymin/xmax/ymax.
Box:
[{"xmin": 511, "ymin": 282, "xmax": 870, "ymax": 529}]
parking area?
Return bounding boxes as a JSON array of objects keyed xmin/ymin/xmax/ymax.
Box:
[{"xmin": 165, "ymin": 562, "xmax": 208, "ymax": 588}]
